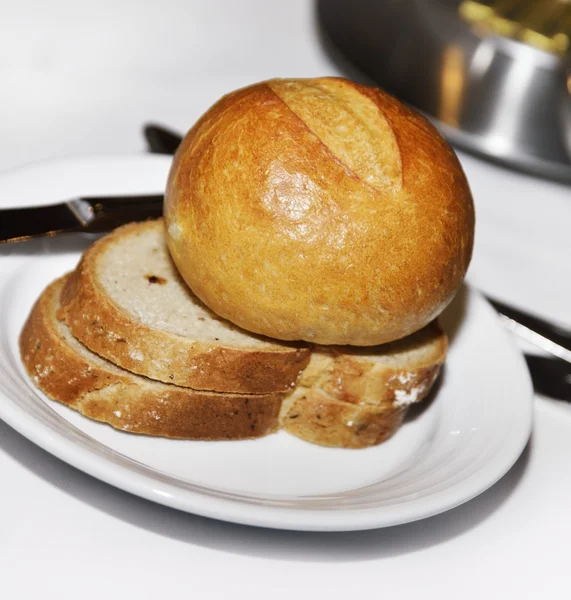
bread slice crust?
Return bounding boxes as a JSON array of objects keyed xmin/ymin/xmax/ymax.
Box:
[
  {"xmin": 280, "ymin": 387, "xmax": 407, "ymax": 449},
  {"xmin": 59, "ymin": 220, "xmax": 310, "ymax": 394},
  {"xmin": 20, "ymin": 277, "xmax": 284, "ymax": 439},
  {"xmin": 280, "ymin": 322, "xmax": 446, "ymax": 448},
  {"xmin": 301, "ymin": 322, "xmax": 446, "ymax": 406}
]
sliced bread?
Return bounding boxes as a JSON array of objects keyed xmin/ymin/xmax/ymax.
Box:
[
  {"xmin": 59, "ymin": 220, "xmax": 310, "ymax": 394},
  {"xmin": 280, "ymin": 323, "xmax": 446, "ymax": 448},
  {"xmin": 21, "ymin": 277, "xmax": 445, "ymax": 446},
  {"xmin": 20, "ymin": 277, "xmax": 285, "ymax": 439}
]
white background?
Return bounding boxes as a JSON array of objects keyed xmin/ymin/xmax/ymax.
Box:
[{"xmin": 1, "ymin": 1, "xmax": 571, "ymax": 598}]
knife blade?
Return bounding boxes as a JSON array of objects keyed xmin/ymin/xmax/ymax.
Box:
[
  {"xmin": 0, "ymin": 194, "xmax": 163, "ymax": 243},
  {"xmin": 488, "ymin": 297, "xmax": 571, "ymax": 363}
]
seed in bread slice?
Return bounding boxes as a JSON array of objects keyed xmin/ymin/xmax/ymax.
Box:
[
  {"xmin": 58, "ymin": 220, "xmax": 310, "ymax": 394},
  {"xmin": 20, "ymin": 277, "xmax": 285, "ymax": 440},
  {"xmin": 279, "ymin": 324, "xmax": 446, "ymax": 448}
]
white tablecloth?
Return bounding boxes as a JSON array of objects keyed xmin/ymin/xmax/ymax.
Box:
[{"xmin": 1, "ymin": 2, "xmax": 570, "ymax": 597}]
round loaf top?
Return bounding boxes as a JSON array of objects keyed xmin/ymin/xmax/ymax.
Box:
[{"xmin": 164, "ymin": 77, "xmax": 474, "ymax": 345}]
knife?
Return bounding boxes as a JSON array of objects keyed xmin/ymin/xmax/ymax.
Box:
[
  {"xmin": 487, "ymin": 297, "xmax": 571, "ymax": 364},
  {"xmin": 0, "ymin": 193, "xmax": 163, "ymax": 243},
  {"xmin": 144, "ymin": 124, "xmax": 183, "ymax": 156},
  {"xmin": 0, "ymin": 124, "xmax": 182, "ymax": 243},
  {"xmin": 525, "ymin": 355, "xmax": 571, "ymax": 401}
]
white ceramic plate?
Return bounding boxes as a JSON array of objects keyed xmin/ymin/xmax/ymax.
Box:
[{"xmin": 0, "ymin": 155, "xmax": 533, "ymax": 531}]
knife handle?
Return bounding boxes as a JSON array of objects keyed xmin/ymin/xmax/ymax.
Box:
[
  {"xmin": 144, "ymin": 124, "xmax": 183, "ymax": 155},
  {"xmin": 525, "ymin": 355, "xmax": 571, "ymax": 401},
  {"xmin": 80, "ymin": 194, "xmax": 164, "ymax": 232}
]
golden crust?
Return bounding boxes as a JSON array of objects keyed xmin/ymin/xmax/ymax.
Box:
[
  {"xmin": 58, "ymin": 220, "xmax": 310, "ymax": 394},
  {"xmin": 20, "ymin": 278, "xmax": 284, "ymax": 440},
  {"xmin": 165, "ymin": 77, "xmax": 474, "ymax": 345}
]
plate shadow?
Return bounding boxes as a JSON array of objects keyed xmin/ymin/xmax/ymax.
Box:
[{"xmin": 0, "ymin": 419, "xmax": 530, "ymax": 563}]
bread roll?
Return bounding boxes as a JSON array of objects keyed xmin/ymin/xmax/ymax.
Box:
[{"xmin": 165, "ymin": 77, "xmax": 474, "ymax": 345}]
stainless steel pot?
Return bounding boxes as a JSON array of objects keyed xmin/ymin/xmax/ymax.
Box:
[{"xmin": 318, "ymin": 0, "xmax": 571, "ymax": 183}]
